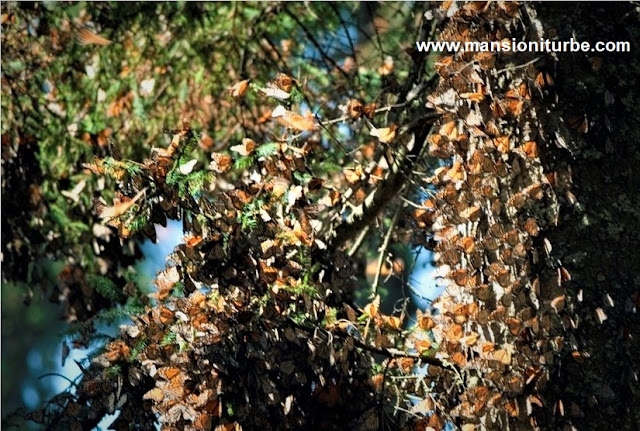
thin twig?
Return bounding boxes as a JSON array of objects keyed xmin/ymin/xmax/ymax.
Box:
[
  {"xmin": 327, "ymin": 15, "xmax": 438, "ymax": 250},
  {"xmin": 38, "ymin": 373, "xmax": 76, "ymax": 385},
  {"xmin": 348, "ymin": 224, "xmax": 370, "ymax": 257},
  {"xmin": 372, "ymin": 205, "xmax": 401, "ymax": 296},
  {"xmin": 398, "ymin": 195, "xmax": 437, "ymax": 209},
  {"xmin": 328, "ymin": 116, "xmax": 434, "ymax": 250},
  {"xmin": 366, "ymin": 3, "xmax": 386, "ymax": 62},
  {"xmin": 284, "ymin": 7, "xmax": 350, "ymax": 79},
  {"xmin": 391, "ymin": 405, "xmax": 422, "ymax": 417},
  {"xmin": 495, "ymin": 56, "xmax": 541, "ymax": 74},
  {"xmin": 379, "ymin": 356, "xmax": 393, "ymax": 430},
  {"xmin": 329, "ymin": 3, "xmax": 359, "ymax": 73},
  {"xmin": 287, "ymin": 317, "xmax": 452, "ymax": 369},
  {"xmin": 320, "ymin": 103, "xmax": 409, "ymax": 127}
]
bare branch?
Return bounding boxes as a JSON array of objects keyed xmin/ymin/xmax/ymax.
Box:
[{"xmin": 372, "ymin": 205, "xmax": 401, "ymax": 296}]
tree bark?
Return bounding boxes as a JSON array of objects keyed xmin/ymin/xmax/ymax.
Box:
[{"xmin": 533, "ymin": 3, "xmax": 640, "ymax": 429}]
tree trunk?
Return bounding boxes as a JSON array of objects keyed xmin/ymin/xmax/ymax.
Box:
[
  {"xmin": 533, "ymin": 3, "xmax": 640, "ymax": 429},
  {"xmin": 423, "ymin": 2, "xmax": 640, "ymax": 430}
]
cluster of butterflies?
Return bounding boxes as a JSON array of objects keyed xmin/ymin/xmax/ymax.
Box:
[{"xmin": 400, "ymin": 2, "xmax": 587, "ymax": 429}]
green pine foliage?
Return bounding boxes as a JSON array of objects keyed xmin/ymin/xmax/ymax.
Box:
[
  {"xmin": 87, "ymin": 274, "xmax": 123, "ymax": 302},
  {"xmin": 96, "ymin": 303, "xmax": 146, "ymax": 325}
]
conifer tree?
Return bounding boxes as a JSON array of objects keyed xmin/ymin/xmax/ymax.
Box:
[{"xmin": 2, "ymin": 2, "xmax": 639, "ymax": 430}]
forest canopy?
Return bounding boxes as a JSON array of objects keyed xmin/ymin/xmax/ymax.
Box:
[{"xmin": 2, "ymin": 2, "xmax": 639, "ymax": 431}]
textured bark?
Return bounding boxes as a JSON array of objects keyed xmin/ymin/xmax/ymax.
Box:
[{"xmin": 533, "ymin": 3, "xmax": 640, "ymax": 430}]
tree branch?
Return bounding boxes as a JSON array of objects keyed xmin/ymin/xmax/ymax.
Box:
[
  {"xmin": 284, "ymin": 6, "xmax": 350, "ymax": 80},
  {"xmin": 328, "ymin": 117, "xmax": 434, "ymax": 251},
  {"xmin": 326, "ymin": 17, "xmax": 438, "ymax": 251},
  {"xmin": 372, "ymin": 205, "xmax": 401, "ymax": 296},
  {"xmin": 287, "ymin": 318, "xmax": 454, "ymax": 371}
]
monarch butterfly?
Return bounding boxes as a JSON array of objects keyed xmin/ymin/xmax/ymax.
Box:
[
  {"xmin": 346, "ymin": 99, "xmax": 363, "ymax": 119},
  {"xmin": 493, "ymin": 348, "xmax": 512, "ymax": 365},
  {"xmin": 271, "ymin": 105, "xmax": 317, "ymax": 131},
  {"xmin": 550, "ymin": 295, "xmax": 566, "ymax": 313},
  {"xmin": 143, "ymin": 387, "xmax": 164, "ymax": 403},
  {"xmin": 227, "ymin": 79, "xmax": 249, "ymax": 98},
  {"xmin": 369, "ymin": 124, "xmax": 397, "ymax": 144},
  {"xmin": 505, "ymin": 399, "xmax": 520, "ymax": 417},
  {"xmin": 210, "ymin": 153, "xmax": 232, "ymax": 173},
  {"xmin": 77, "ymin": 27, "xmax": 112, "ymax": 45},
  {"xmin": 460, "ymin": 91, "xmax": 485, "ymax": 103},
  {"xmin": 535, "ymin": 71, "xmax": 554, "ymax": 87},
  {"xmin": 521, "ymin": 141, "xmax": 539, "ymax": 158}
]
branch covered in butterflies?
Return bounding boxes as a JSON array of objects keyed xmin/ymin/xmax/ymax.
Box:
[
  {"xmin": 328, "ymin": 115, "xmax": 435, "ymax": 251},
  {"xmin": 327, "ymin": 18, "xmax": 439, "ymax": 251},
  {"xmin": 286, "ymin": 318, "xmax": 456, "ymax": 372}
]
